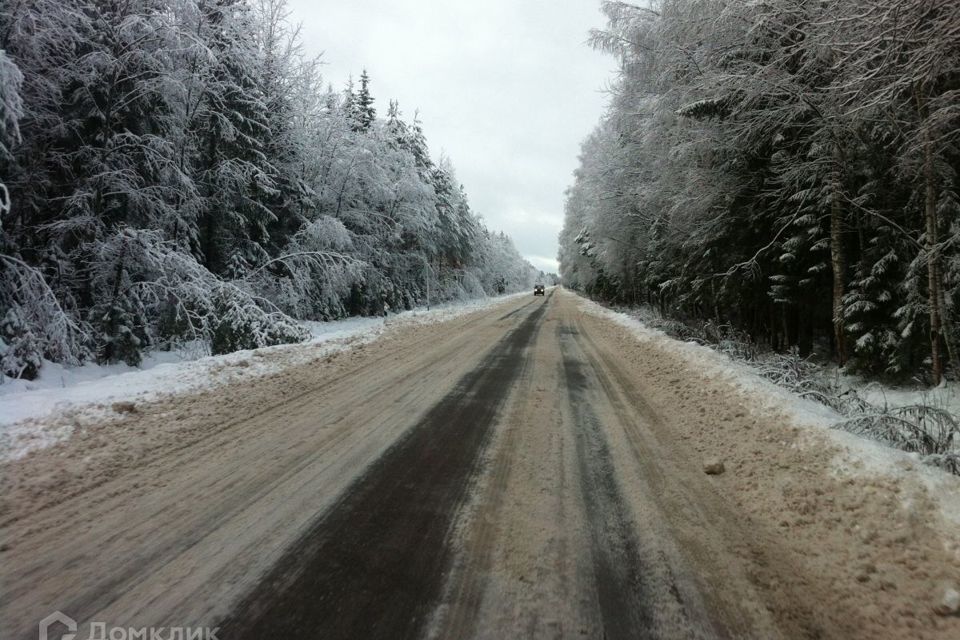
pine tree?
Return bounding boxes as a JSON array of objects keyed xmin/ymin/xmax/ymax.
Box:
[
  {"xmin": 342, "ymin": 76, "xmax": 359, "ymax": 131},
  {"xmin": 356, "ymin": 69, "xmax": 376, "ymax": 131}
]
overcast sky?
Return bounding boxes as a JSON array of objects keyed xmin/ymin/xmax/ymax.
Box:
[{"xmin": 286, "ymin": 0, "xmax": 613, "ymax": 273}]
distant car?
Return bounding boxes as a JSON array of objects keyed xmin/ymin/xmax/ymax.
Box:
[{"xmin": 534, "ymin": 284, "xmax": 545, "ymax": 296}]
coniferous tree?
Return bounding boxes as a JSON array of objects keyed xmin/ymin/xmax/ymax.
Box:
[
  {"xmin": 0, "ymin": 0, "xmax": 538, "ymax": 378},
  {"xmin": 559, "ymin": 0, "xmax": 960, "ymax": 384},
  {"xmin": 356, "ymin": 69, "xmax": 376, "ymax": 131}
]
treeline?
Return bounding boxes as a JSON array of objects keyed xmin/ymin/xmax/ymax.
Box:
[
  {"xmin": 0, "ymin": 0, "xmax": 538, "ymax": 379},
  {"xmin": 560, "ymin": 0, "xmax": 960, "ymax": 382}
]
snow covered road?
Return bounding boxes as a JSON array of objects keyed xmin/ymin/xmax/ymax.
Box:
[{"xmin": 2, "ymin": 289, "xmax": 959, "ymax": 639}]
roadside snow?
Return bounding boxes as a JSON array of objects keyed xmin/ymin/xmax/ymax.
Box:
[
  {"xmin": 0, "ymin": 292, "xmax": 528, "ymax": 461},
  {"xmin": 574, "ymin": 296, "xmax": 840, "ymax": 427},
  {"xmin": 840, "ymin": 371, "xmax": 960, "ymax": 416},
  {"xmin": 574, "ymin": 293, "xmax": 960, "ymax": 527}
]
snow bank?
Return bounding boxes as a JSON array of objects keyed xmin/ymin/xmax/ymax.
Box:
[
  {"xmin": 575, "ymin": 296, "xmax": 840, "ymax": 427},
  {"xmin": 575, "ymin": 293, "xmax": 960, "ymax": 526},
  {"xmin": 840, "ymin": 370, "xmax": 960, "ymax": 417},
  {"xmin": 0, "ymin": 292, "xmax": 527, "ymax": 461}
]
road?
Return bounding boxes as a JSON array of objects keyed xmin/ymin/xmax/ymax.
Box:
[{"xmin": 2, "ymin": 289, "xmax": 958, "ymax": 639}]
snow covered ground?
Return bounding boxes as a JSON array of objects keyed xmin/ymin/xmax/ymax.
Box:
[
  {"xmin": 594, "ymin": 300, "xmax": 960, "ymax": 452},
  {"xmin": 838, "ymin": 370, "xmax": 960, "ymax": 417},
  {"xmin": 575, "ymin": 295, "xmax": 960, "ymax": 527},
  {"xmin": 0, "ymin": 292, "xmax": 529, "ymax": 461}
]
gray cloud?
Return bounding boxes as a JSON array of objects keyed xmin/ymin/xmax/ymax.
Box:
[{"xmin": 286, "ymin": 0, "xmax": 612, "ymax": 273}]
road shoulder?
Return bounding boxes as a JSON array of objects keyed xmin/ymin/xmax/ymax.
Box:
[{"xmin": 572, "ymin": 289, "xmax": 960, "ymax": 639}]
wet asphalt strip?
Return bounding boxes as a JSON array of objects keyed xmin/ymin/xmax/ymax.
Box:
[
  {"xmin": 558, "ymin": 322, "xmax": 658, "ymax": 640},
  {"xmin": 218, "ymin": 295, "xmax": 550, "ymax": 640}
]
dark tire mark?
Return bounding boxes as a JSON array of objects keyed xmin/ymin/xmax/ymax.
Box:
[
  {"xmin": 498, "ymin": 299, "xmax": 536, "ymax": 320},
  {"xmin": 218, "ymin": 299, "xmax": 550, "ymax": 640},
  {"xmin": 497, "ymin": 289, "xmax": 554, "ymax": 321},
  {"xmin": 558, "ymin": 323, "xmax": 657, "ymax": 640},
  {"xmin": 559, "ymin": 320, "xmax": 727, "ymax": 640}
]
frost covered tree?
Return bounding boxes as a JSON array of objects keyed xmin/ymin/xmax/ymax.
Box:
[
  {"xmin": 560, "ymin": 0, "xmax": 960, "ymax": 383},
  {"xmin": 356, "ymin": 69, "xmax": 376, "ymax": 131},
  {"xmin": 0, "ymin": 0, "xmax": 535, "ymax": 379}
]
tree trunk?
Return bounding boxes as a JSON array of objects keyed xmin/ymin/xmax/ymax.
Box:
[
  {"xmin": 937, "ymin": 263, "xmax": 960, "ymax": 375},
  {"xmin": 102, "ymin": 239, "xmax": 128, "ymax": 364},
  {"xmin": 830, "ymin": 142, "xmax": 847, "ymax": 366},
  {"xmin": 925, "ymin": 191, "xmax": 943, "ymax": 385},
  {"xmin": 919, "ymin": 87, "xmax": 944, "ymax": 384},
  {"xmin": 798, "ymin": 297, "xmax": 813, "ymax": 358}
]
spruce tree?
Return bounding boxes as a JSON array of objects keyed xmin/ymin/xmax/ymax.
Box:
[{"xmin": 356, "ymin": 69, "xmax": 376, "ymax": 131}]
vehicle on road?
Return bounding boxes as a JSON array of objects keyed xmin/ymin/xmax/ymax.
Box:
[{"xmin": 534, "ymin": 284, "xmax": 545, "ymax": 296}]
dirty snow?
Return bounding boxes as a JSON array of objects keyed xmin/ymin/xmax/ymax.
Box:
[
  {"xmin": 575, "ymin": 293, "xmax": 960, "ymax": 526},
  {"xmin": 574, "ymin": 296, "xmax": 841, "ymax": 427},
  {"xmin": 0, "ymin": 292, "xmax": 529, "ymax": 460}
]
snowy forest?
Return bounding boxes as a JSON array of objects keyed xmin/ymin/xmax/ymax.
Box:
[
  {"xmin": 0, "ymin": 0, "xmax": 539, "ymax": 380},
  {"xmin": 560, "ymin": 0, "xmax": 960, "ymax": 383}
]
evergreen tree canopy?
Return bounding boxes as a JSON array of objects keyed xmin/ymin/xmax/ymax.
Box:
[
  {"xmin": 0, "ymin": 0, "xmax": 537, "ymax": 379},
  {"xmin": 559, "ymin": 0, "xmax": 960, "ymax": 383}
]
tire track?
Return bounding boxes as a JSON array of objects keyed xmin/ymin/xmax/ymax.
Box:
[
  {"xmin": 218, "ymin": 299, "xmax": 550, "ymax": 639},
  {"xmin": 497, "ymin": 298, "xmax": 537, "ymax": 320},
  {"xmin": 0, "ymin": 294, "xmax": 540, "ymax": 639},
  {"xmin": 428, "ymin": 297, "xmax": 597, "ymax": 640},
  {"xmin": 557, "ymin": 323, "xmax": 658, "ymax": 640}
]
